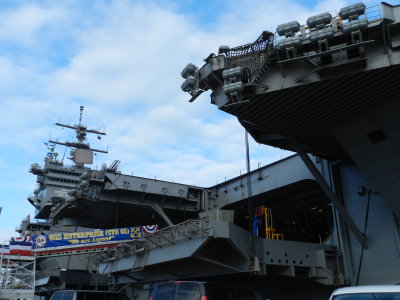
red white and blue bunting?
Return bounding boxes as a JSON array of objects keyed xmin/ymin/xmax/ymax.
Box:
[
  {"xmin": 10, "ymin": 236, "xmax": 32, "ymax": 255},
  {"xmin": 142, "ymin": 225, "xmax": 158, "ymax": 234}
]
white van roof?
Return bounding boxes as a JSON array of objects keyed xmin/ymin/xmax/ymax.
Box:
[{"xmin": 332, "ymin": 285, "xmax": 400, "ymax": 296}]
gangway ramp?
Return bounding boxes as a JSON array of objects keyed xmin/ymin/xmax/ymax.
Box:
[{"xmin": 96, "ymin": 218, "xmax": 343, "ymax": 285}]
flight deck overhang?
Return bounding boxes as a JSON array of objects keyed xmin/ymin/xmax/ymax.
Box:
[
  {"xmin": 102, "ymin": 173, "xmax": 202, "ymax": 212},
  {"xmin": 183, "ymin": 2, "xmax": 400, "ymax": 161},
  {"xmin": 46, "ymin": 172, "xmax": 204, "ymax": 228},
  {"xmin": 181, "ymin": 2, "xmax": 400, "ymax": 219}
]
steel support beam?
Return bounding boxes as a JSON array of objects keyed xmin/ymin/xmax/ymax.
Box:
[
  {"xmin": 150, "ymin": 201, "xmax": 174, "ymax": 227},
  {"xmin": 289, "ymin": 138, "xmax": 368, "ymax": 249}
]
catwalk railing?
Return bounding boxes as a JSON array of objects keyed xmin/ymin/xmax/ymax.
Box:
[{"xmin": 93, "ymin": 218, "xmax": 212, "ymax": 265}]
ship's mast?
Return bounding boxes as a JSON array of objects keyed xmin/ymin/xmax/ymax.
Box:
[{"xmin": 49, "ymin": 106, "xmax": 107, "ymax": 167}]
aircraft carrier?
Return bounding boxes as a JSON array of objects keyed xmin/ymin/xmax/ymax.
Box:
[{"xmin": 1, "ymin": 2, "xmax": 400, "ymax": 300}]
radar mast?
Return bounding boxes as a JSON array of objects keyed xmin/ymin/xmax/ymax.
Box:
[{"xmin": 49, "ymin": 106, "xmax": 107, "ymax": 167}]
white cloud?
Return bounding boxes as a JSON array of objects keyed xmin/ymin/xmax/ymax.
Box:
[
  {"xmin": 0, "ymin": 227, "xmax": 17, "ymax": 243},
  {"xmin": 0, "ymin": 4, "xmax": 69, "ymax": 48}
]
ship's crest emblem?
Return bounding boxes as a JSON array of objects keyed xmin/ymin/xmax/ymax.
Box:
[{"xmin": 35, "ymin": 235, "xmax": 47, "ymax": 248}]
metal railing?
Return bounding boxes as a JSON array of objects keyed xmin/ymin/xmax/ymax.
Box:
[
  {"xmin": 144, "ymin": 217, "xmax": 212, "ymax": 249},
  {"xmin": 94, "ymin": 218, "xmax": 212, "ymax": 264},
  {"xmin": 365, "ymin": 4, "xmax": 381, "ymax": 21}
]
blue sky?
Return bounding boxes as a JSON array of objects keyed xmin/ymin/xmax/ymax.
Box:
[{"xmin": 0, "ymin": 0, "xmax": 397, "ymax": 241}]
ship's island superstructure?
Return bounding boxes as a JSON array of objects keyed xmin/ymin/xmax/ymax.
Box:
[{"xmin": 2, "ymin": 2, "xmax": 400, "ymax": 300}]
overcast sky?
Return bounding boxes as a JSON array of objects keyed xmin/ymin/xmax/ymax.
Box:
[{"xmin": 0, "ymin": 0, "xmax": 395, "ymax": 242}]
